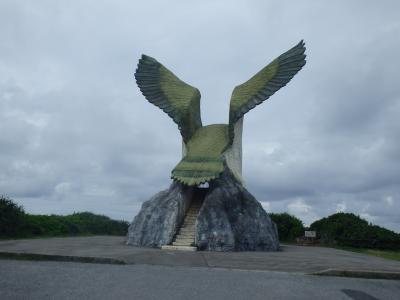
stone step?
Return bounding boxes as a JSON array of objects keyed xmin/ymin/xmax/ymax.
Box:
[
  {"xmin": 174, "ymin": 239, "xmax": 194, "ymax": 245},
  {"xmin": 180, "ymin": 224, "xmax": 195, "ymax": 229},
  {"xmin": 173, "ymin": 241, "xmax": 194, "ymax": 246},
  {"xmin": 181, "ymin": 225, "xmax": 195, "ymax": 229},
  {"xmin": 175, "ymin": 238, "xmax": 194, "ymax": 243},
  {"xmin": 180, "ymin": 227, "xmax": 195, "ymax": 231},
  {"xmin": 175, "ymin": 234, "xmax": 195, "ymax": 240},
  {"xmin": 183, "ymin": 219, "xmax": 196, "ymax": 224},
  {"xmin": 179, "ymin": 231, "xmax": 195, "ymax": 236},
  {"xmin": 177, "ymin": 229, "xmax": 195, "ymax": 234},
  {"xmin": 182, "ymin": 221, "xmax": 196, "ymax": 224},
  {"xmin": 161, "ymin": 245, "xmax": 197, "ymax": 251},
  {"xmin": 179, "ymin": 232, "xmax": 195, "ymax": 236},
  {"xmin": 177, "ymin": 236, "xmax": 194, "ymax": 240},
  {"xmin": 182, "ymin": 221, "xmax": 196, "ymax": 225},
  {"xmin": 182, "ymin": 220, "xmax": 196, "ymax": 224},
  {"xmin": 182, "ymin": 225, "xmax": 195, "ymax": 229},
  {"xmin": 178, "ymin": 235, "xmax": 194, "ymax": 239},
  {"xmin": 178, "ymin": 226, "xmax": 194, "ymax": 229}
]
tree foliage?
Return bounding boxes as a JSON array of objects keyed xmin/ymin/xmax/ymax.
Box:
[
  {"xmin": 0, "ymin": 196, "xmax": 27, "ymax": 236},
  {"xmin": 0, "ymin": 196, "xmax": 128, "ymax": 238},
  {"xmin": 310, "ymin": 212, "xmax": 400, "ymax": 250},
  {"xmin": 269, "ymin": 212, "xmax": 304, "ymax": 241}
]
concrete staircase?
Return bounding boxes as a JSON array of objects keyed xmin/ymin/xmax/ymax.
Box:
[{"xmin": 162, "ymin": 188, "xmax": 206, "ymax": 251}]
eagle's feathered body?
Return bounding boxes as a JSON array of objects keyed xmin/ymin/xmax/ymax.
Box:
[{"xmin": 135, "ymin": 41, "xmax": 306, "ymax": 186}]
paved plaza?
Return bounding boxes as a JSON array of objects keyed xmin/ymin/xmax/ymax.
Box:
[{"xmin": 1, "ymin": 236, "xmax": 400, "ymax": 274}]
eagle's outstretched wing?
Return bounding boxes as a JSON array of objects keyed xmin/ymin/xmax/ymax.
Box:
[
  {"xmin": 135, "ymin": 55, "xmax": 202, "ymax": 143},
  {"xmin": 228, "ymin": 40, "xmax": 306, "ymax": 142}
]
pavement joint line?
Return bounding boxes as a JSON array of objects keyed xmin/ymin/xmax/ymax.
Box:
[
  {"xmin": 200, "ymin": 252, "xmax": 210, "ymax": 268},
  {"xmin": 0, "ymin": 251, "xmax": 126, "ymax": 265}
]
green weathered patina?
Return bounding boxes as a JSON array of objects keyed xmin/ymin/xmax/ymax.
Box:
[
  {"xmin": 228, "ymin": 42, "xmax": 306, "ymax": 140},
  {"xmin": 172, "ymin": 124, "xmax": 229, "ymax": 185},
  {"xmin": 134, "ymin": 40, "xmax": 306, "ymax": 186},
  {"xmin": 135, "ymin": 56, "xmax": 202, "ymax": 143}
]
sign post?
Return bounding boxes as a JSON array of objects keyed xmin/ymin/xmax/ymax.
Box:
[{"xmin": 304, "ymin": 231, "xmax": 316, "ymax": 238}]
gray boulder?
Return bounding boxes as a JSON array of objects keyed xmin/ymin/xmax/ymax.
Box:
[
  {"xmin": 196, "ymin": 169, "xmax": 279, "ymax": 251},
  {"xmin": 126, "ymin": 183, "xmax": 192, "ymax": 247}
]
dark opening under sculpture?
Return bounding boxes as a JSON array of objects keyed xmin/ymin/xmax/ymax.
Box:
[{"xmin": 127, "ymin": 41, "xmax": 306, "ymax": 251}]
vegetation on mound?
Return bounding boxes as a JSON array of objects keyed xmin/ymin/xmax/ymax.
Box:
[
  {"xmin": 0, "ymin": 196, "xmax": 128, "ymax": 238},
  {"xmin": 310, "ymin": 212, "xmax": 400, "ymax": 250}
]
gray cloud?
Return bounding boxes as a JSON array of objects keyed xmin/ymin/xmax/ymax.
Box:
[{"xmin": 1, "ymin": 1, "xmax": 399, "ymax": 231}]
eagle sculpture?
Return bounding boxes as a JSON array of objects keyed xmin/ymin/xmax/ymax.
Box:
[{"xmin": 134, "ymin": 40, "xmax": 306, "ymax": 186}]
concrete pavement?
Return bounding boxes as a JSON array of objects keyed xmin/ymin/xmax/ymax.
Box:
[
  {"xmin": 1, "ymin": 236, "xmax": 400, "ymax": 276},
  {"xmin": 1, "ymin": 259, "xmax": 399, "ymax": 300}
]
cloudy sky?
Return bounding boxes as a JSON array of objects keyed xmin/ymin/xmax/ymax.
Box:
[{"xmin": 1, "ymin": 1, "xmax": 399, "ymax": 231}]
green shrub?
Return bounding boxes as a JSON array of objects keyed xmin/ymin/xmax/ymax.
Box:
[
  {"xmin": 310, "ymin": 212, "xmax": 400, "ymax": 250},
  {"xmin": 0, "ymin": 196, "xmax": 27, "ymax": 237},
  {"xmin": 66, "ymin": 212, "xmax": 129, "ymax": 235},
  {"xmin": 269, "ymin": 212, "xmax": 305, "ymax": 241},
  {"xmin": 0, "ymin": 197, "xmax": 129, "ymax": 238}
]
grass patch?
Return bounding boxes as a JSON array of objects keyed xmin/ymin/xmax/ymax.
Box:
[
  {"xmin": 312, "ymin": 269, "xmax": 400, "ymax": 280},
  {"xmin": 358, "ymin": 249, "xmax": 400, "ymax": 261},
  {"xmin": 331, "ymin": 245, "xmax": 400, "ymax": 261}
]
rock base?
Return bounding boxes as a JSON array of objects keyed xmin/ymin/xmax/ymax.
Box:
[
  {"xmin": 127, "ymin": 169, "xmax": 279, "ymax": 251},
  {"xmin": 126, "ymin": 183, "xmax": 193, "ymax": 247}
]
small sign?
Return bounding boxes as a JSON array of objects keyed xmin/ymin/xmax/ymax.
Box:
[{"xmin": 304, "ymin": 231, "xmax": 316, "ymax": 238}]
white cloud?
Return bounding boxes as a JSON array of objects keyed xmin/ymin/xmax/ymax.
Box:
[
  {"xmin": 261, "ymin": 201, "xmax": 271, "ymax": 211},
  {"xmin": 84, "ymin": 186, "xmax": 116, "ymax": 198},
  {"xmin": 384, "ymin": 196, "xmax": 394, "ymax": 206},
  {"xmin": 54, "ymin": 182, "xmax": 73, "ymax": 197},
  {"xmin": 336, "ymin": 201, "xmax": 346, "ymax": 213},
  {"xmin": 288, "ymin": 198, "xmax": 311, "ymax": 214}
]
